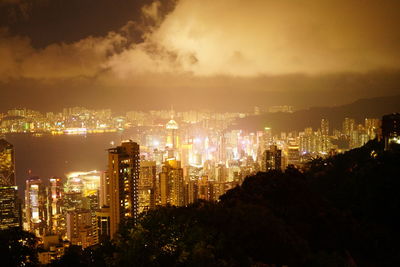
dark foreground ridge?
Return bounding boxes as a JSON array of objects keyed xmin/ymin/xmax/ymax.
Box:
[{"xmin": 2, "ymin": 140, "xmax": 400, "ymax": 267}]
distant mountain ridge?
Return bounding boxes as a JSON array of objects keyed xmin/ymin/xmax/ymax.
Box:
[{"xmin": 233, "ymin": 94, "xmax": 400, "ymax": 133}]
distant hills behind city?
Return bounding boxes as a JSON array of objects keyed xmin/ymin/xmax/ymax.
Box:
[{"xmin": 233, "ymin": 94, "xmax": 400, "ymax": 133}]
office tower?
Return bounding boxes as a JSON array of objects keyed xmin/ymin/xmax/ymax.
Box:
[
  {"xmin": 0, "ymin": 139, "xmax": 16, "ymax": 186},
  {"xmin": 25, "ymin": 176, "xmax": 49, "ymax": 236},
  {"xmin": 138, "ymin": 161, "xmax": 156, "ymax": 213},
  {"xmin": 0, "ymin": 185, "xmax": 21, "ymax": 230},
  {"xmin": 262, "ymin": 145, "xmax": 282, "ymax": 171},
  {"xmin": 382, "ymin": 113, "xmax": 400, "ymax": 150},
  {"xmin": 0, "ymin": 139, "xmax": 21, "ymax": 230},
  {"xmin": 99, "ymin": 171, "xmax": 110, "ymax": 207},
  {"xmin": 263, "ymin": 127, "xmax": 272, "ymax": 149},
  {"xmin": 159, "ymin": 159, "xmax": 185, "ymax": 207},
  {"xmin": 49, "ymin": 177, "xmax": 63, "ymax": 234},
  {"xmin": 86, "ymin": 193, "xmax": 99, "ymax": 244},
  {"xmin": 108, "ymin": 140, "xmax": 140, "ymax": 239},
  {"xmin": 66, "ymin": 209, "xmax": 96, "ymax": 248},
  {"xmin": 166, "ymin": 117, "xmax": 179, "ymax": 149}
]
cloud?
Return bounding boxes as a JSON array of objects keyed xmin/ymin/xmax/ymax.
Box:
[
  {"xmin": 0, "ymin": 29, "xmax": 127, "ymax": 80},
  {"xmin": 1, "ymin": 0, "xmax": 400, "ymax": 83},
  {"xmin": 145, "ymin": 0, "xmax": 400, "ymax": 75}
]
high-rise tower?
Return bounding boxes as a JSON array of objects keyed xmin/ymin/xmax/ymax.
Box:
[
  {"xmin": 0, "ymin": 139, "xmax": 21, "ymax": 230},
  {"xmin": 0, "ymin": 139, "xmax": 15, "ymax": 186},
  {"xmin": 108, "ymin": 140, "xmax": 140, "ymax": 239},
  {"xmin": 25, "ymin": 176, "xmax": 49, "ymax": 236}
]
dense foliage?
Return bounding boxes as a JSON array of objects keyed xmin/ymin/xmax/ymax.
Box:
[
  {"xmin": 0, "ymin": 228, "xmax": 38, "ymax": 267},
  {"xmin": 41, "ymin": 140, "xmax": 400, "ymax": 266}
]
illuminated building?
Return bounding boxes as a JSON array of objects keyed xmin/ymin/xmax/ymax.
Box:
[
  {"xmin": 216, "ymin": 164, "xmax": 227, "ymax": 183},
  {"xmin": 65, "ymin": 170, "xmax": 100, "ymax": 197},
  {"xmin": 159, "ymin": 159, "xmax": 185, "ymax": 207},
  {"xmin": 365, "ymin": 118, "xmax": 380, "ymax": 139},
  {"xmin": 108, "ymin": 140, "xmax": 140, "ymax": 239},
  {"xmin": 63, "ymin": 191, "xmax": 85, "ymax": 210},
  {"xmin": 38, "ymin": 235, "xmax": 66, "ymax": 265},
  {"xmin": 268, "ymin": 105, "xmax": 293, "ymax": 113},
  {"xmin": 25, "ymin": 176, "xmax": 49, "ymax": 236},
  {"xmin": 0, "ymin": 185, "xmax": 21, "ymax": 230},
  {"xmin": 343, "ymin": 118, "xmax": 355, "ymax": 137},
  {"xmin": 198, "ymin": 175, "xmax": 213, "ymax": 201},
  {"xmin": 96, "ymin": 207, "xmax": 111, "ymax": 240},
  {"xmin": 382, "ymin": 113, "xmax": 400, "ymax": 150},
  {"xmin": 262, "ymin": 145, "xmax": 282, "ymax": 171},
  {"xmin": 99, "ymin": 171, "xmax": 110, "ymax": 207},
  {"xmin": 166, "ymin": 116, "xmax": 179, "ymax": 149},
  {"xmin": 287, "ymin": 144, "xmax": 300, "ymax": 167},
  {"xmin": 139, "ymin": 161, "xmax": 156, "ymax": 213},
  {"xmin": 0, "ymin": 139, "xmax": 16, "ymax": 186},
  {"xmin": 321, "ymin": 119, "xmax": 331, "ymax": 153},
  {"xmin": 49, "ymin": 177, "xmax": 63, "ymax": 234},
  {"xmin": 187, "ymin": 181, "xmax": 198, "ymax": 204},
  {"xmin": 0, "ymin": 139, "xmax": 21, "ymax": 230},
  {"xmin": 263, "ymin": 127, "xmax": 272, "ymax": 149},
  {"xmin": 66, "ymin": 209, "xmax": 96, "ymax": 248}
]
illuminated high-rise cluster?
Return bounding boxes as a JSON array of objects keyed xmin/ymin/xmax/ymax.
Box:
[{"xmin": 0, "ymin": 139, "xmax": 21, "ymax": 230}]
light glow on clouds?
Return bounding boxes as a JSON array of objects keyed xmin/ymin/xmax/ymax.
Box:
[{"xmin": 0, "ymin": 0, "xmax": 400, "ymax": 82}]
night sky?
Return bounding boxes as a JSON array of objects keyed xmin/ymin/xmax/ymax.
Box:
[{"xmin": 0, "ymin": 0, "xmax": 400, "ymax": 111}]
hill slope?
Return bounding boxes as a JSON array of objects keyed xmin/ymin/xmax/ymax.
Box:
[{"xmin": 233, "ymin": 94, "xmax": 400, "ymax": 132}]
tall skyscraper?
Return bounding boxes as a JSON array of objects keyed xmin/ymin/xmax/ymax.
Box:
[
  {"xmin": 108, "ymin": 140, "xmax": 140, "ymax": 239},
  {"xmin": 0, "ymin": 185, "xmax": 21, "ymax": 230},
  {"xmin": 0, "ymin": 139, "xmax": 15, "ymax": 186},
  {"xmin": 49, "ymin": 177, "xmax": 63, "ymax": 234},
  {"xmin": 166, "ymin": 117, "xmax": 179, "ymax": 150},
  {"xmin": 0, "ymin": 139, "xmax": 21, "ymax": 230},
  {"xmin": 99, "ymin": 171, "xmax": 110, "ymax": 208},
  {"xmin": 25, "ymin": 176, "xmax": 49, "ymax": 236}
]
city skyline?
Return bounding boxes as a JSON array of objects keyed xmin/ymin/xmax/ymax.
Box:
[{"xmin": 0, "ymin": 0, "xmax": 399, "ymax": 266}]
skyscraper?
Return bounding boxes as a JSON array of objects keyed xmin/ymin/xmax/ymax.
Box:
[
  {"xmin": 166, "ymin": 116, "xmax": 179, "ymax": 150},
  {"xmin": 108, "ymin": 140, "xmax": 140, "ymax": 239},
  {"xmin": 0, "ymin": 185, "xmax": 21, "ymax": 230},
  {"xmin": 25, "ymin": 176, "xmax": 49, "ymax": 236},
  {"xmin": 0, "ymin": 139, "xmax": 21, "ymax": 230},
  {"xmin": 0, "ymin": 139, "xmax": 15, "ymax": 186},
  {"xmin": 49, "ymin": 177, "xmax": 63, "ymax": 234}
]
